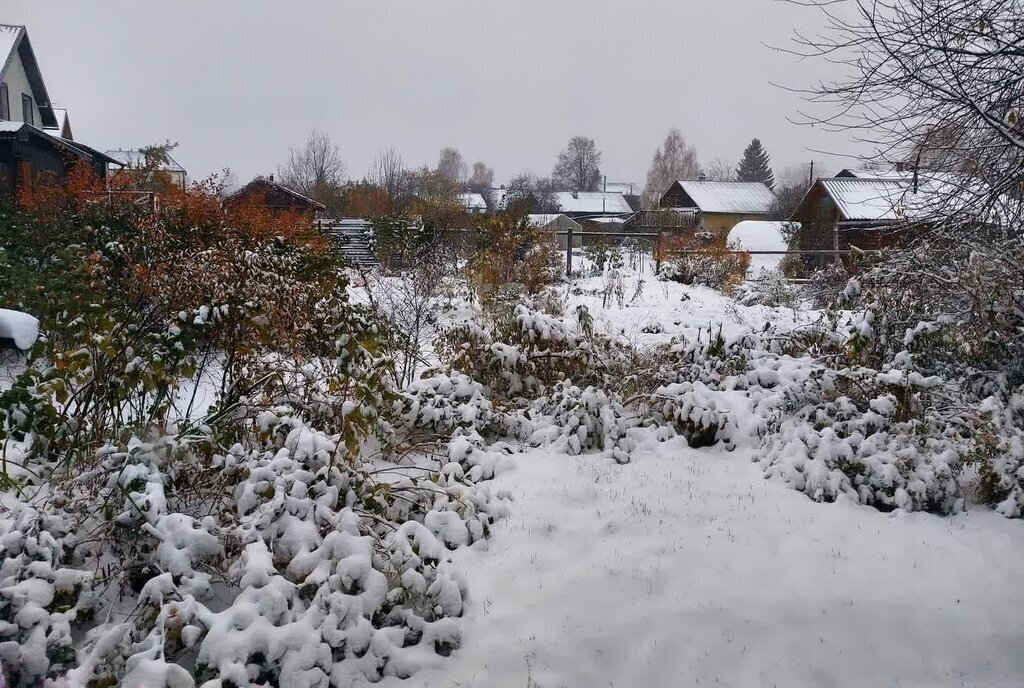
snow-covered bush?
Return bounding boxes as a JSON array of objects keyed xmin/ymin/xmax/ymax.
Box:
[
  {"xmin": 646, "ymin": 381, "xmax": 736, "ymax": 449},
  {"xmin": 657, "ymin": 236, "xmax": 751, "ymax": 292},
  {"xmin": 529, "ymin": 380, "xmax": 634, "ymax": 463},
  {"xmin": 396, "ymin": 372, "xmax": 498, "ymax": 438},
  {"xmin": 734, "ymin": 269, "xmax": 798, "ymax": 308},
  {"xmin": 975, "ymin": 389, "xmax": 1024, "ymax": 518},
  {"xmin": 759, "ymin": 366, "xmax": 966, "ymax": 514},
  {"xmin": 804, "ymin": 262, "xmax": 851, "ymax": 309},
  {"xmin": 440, "ymin": 305, "xmax": 629, "ymax": 402}
]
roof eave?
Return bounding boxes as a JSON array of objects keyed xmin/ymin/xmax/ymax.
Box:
[{"xmin": 13, "ymin": 31, "xmax": 58, "ymax": 130}]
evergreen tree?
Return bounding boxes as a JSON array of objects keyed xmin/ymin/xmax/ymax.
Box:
[{"xmin": 735, "ymin": 138, "xmax": 775, "ymax": 189}]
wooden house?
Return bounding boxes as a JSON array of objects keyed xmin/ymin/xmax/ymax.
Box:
[
  {"xmin": 0, "ymin": 24, "xmax": 115, "ymax": 201},
  {"xmin": 789, "ymin": 175, "xmax": 950, "ymax": 268},
  {"xmin": 659, "ymin": 180, "xmax": 775, "ymax": 234},
  {"xmin": 227, "ymin": 176, "xmax": 326, "ymax": 218}
]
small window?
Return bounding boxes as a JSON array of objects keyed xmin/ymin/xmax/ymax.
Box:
[
  {"xmin": 22, "ymin": 94, "xmax": 33, "ymax": 126},
  {"xmin": 0, "ymin": 83, "xmax": 8, "ymax": 120}
]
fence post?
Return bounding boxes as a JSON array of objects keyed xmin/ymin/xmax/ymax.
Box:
[
  {"xmin": 566, "ymin": 222, "xmax": 573, "ymax": 277},
  {"xmin": 655, "ymin": 231, "xmax": 662, "ymax": 274}
]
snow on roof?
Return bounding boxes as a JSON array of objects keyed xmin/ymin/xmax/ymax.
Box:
[
  {"xmin": 105, "ymin": 149, "xmax": 186, "ymax": 173},
  {"xmin": 603, "ymin": 182, "xmax": 642, "ymax": 197},
  {"xmin": 527, "ymin": 213, "xmax": 580, "ymax": 228},
  {"xmin": 0, "ymin": 308, "xmax": 39, "ymax": 350},
  {"xmin": 819, "ymin": 177, "xmax": 954, "ymax": 222},
  {"xmin": 726, "ymin": 220, "xmax": 795, "ymax": 274},
  {"xmin": 0, "ymin": 121, "xmax": 24, "ymax": 133},
  {"xmin": 836, "ymin": 167, "xmax": 912, "ymax": 181},
  {"xmin": 675, "ymin": 181, "xmax": 775, "ymax": 214},
  {"xmin": 457, "ymin": 192, "xmax": 488, "ymax": 211},
  {"xmin": 553, "ymin": 191, "xmax": 632, "ymax": 215}
]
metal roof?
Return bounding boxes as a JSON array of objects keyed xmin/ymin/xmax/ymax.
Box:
[
  {"xmin": 819, "ymin": 178, "xmax": 947, "ymax": 222},
  {"xmin": 0, "ymin": 121, "xmax": 119, "ymax": 165},
  {"xmin": 553, "ymin": 191, "xmax": 632, "ymax": 214},
  {"xmin": 527, "ymin": 213, "xmax": 580, "ymax": 228},
  {"xmin": 457, "ymin": 192, "xmax": 488, "ymax": 211},
  {"xmin": 673, "ymin": 181, "xmax": 775, "ymax": 214}
]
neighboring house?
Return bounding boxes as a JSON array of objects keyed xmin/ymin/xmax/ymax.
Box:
[
  {"xmin": 457, "ymin": 192, "xmax": 488, "ymax": 214},
  {"xmin": 105, "ymin": 149, "xmax": 188, "ymax": 189},
  {"xmin": 0, "ymin": 24, "xmax": 114, "ymax": 201},
  {"xmin": 602, "ymin": 182, "xmax": 642, "ymax": 211},
  {"xmin": 553, "ymin": 191, "xmax": 633, "ymax": 219},
  {"xmin": 227, "ymin": 175, "xmax": 326, "ymax": 217},
  {"xmin": 44, "ymin": 107, "xmax": 72, "ymax": 140},
  {"xmin": 789, "ymin": 175, "xmax": 950, "ymax": 268},
  {"xmin": 528, "ymin": 213, "xmax": 582, "ymax": 249},
  {"xmin": 659, "ymin": 180, "xmax": 775, "ymax": 233}
]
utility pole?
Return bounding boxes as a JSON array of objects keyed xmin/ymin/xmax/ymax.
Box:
[{"xmin": 807, "ymin": 160, "xmax": 815, "ymax": 187}]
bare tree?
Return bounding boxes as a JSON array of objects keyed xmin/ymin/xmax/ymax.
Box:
[
  {"xmin": 552, "ymin": 136, "xmax": 602, "ymax": 192},
  {"xmin": 704, "ymin": 158, "xmax": 735, "ymax": 182},
  {"xmin": 787, "ymin": 0, "xmax": 1024, "ymax": 381},
  {"xmin": 788, "ymin": 0, "xmax": 1023, "ymax": 214},
  {"xmin": 468, "ymin": 161, "xmax": 495, "ymax": 193},
  {"xmin": 277, "ymin": 130, "xmax": 347, "ymax": 202},
  {"xmin": 364, "ymin": 249, "xmax": 447, "ymax": 388},
  {"xmin": 644, "ymin": 129, "xmax": 700, "ymax": 207},
  {"xmin": 505, "ymin": 174, "xmax": 559, "ymax": 214},
  {"xmin": 368, "ymin": 147, "xmax": 408, "ymax": 199},
  {"xmin": 438, "ymin": 147, "xmax": 468, "ymax": 185}
]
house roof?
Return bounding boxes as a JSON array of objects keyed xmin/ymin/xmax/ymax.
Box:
[
  {"xmin": 818, "ymin": 177, "xmax": 952, "ymax": 222},
  {"xmin": 835, "ymin": 167, "xmax": 911, "ymax": 181},
  {"xmin": 0, "ymin": 121, "xmax": 119, "ymax": 166},
  {"xmin": 527, "ymin": 213, "xmax": 581, "ymax": 228},
  {"xmin": 457, "ymin": 192, "xmax": 488, "ymax": 211},
  {"xmin": 671, "ymin": 181, "xmax": 775, "ymax": 214},
  {"xmin": 43, "ymin": 108, "xmax": 72, "ymax": 141},
  {"xmin": 229, "ymin": 177, "xmax": 327, "ymax": 211},
  {"xmin": 0, "ymin": 25, "xmax": 58, "ymax": 130},
  {"xmin": 105, "ymin": 149, "xmax": 187, "ymax": 173},
  {"xmin": 553, "ymin": 191, "xmax": 632, "ymax": 215}
]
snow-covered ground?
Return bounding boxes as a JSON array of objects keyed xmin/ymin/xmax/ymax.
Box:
[
  {"xmin": 386, "ymin": 439, "xmax": 1024, "ymax": 688},
  {"xmin": 566, "ymin": 270, "xmax": 812, "ymax": 346}
]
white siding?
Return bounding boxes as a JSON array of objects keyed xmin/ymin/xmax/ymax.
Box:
[{"xmin": 0, "ymin": 48, "xmax": 43, "ymax": 125}]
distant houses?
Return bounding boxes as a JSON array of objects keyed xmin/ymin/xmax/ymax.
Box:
[
  {"xmin": 0, "ymin": 24, "xmax": 117, "ymax": 202},
  {"xmin": 552, "ymin": 191, "xmax": 633, "ymax": 220},
  {"xmin": 457, "ymin": 191, "xmax": 488, "ymax": 215},
  {"xmin": 105, "ymin": 149, "xmax": 188, "ymax": 189},
  {"xmin": 227, "ymin": 175, "xmax": 326, "ymax": 218}
]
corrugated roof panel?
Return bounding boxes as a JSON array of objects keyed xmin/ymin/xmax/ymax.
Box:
[
  {"xmin": 676, "ymin": 181, "xmax": 775, "ymax": 214},
  {"xmin": 818, "ymin": 178, "xmax": 958, "ymax": 221}
]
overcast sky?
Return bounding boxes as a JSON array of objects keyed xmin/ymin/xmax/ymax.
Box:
[{"xmin": 7, "ymin": 0, "xmax": 866, "ymax": 187}]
